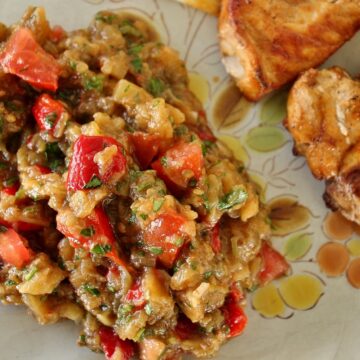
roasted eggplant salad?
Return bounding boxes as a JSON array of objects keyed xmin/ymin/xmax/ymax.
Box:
[{"xmin": 0, "ymin": 7, "xmax": 289, "ymax": 360}]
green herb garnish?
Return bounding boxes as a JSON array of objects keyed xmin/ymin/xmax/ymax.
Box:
[
  {"xmin": 201, "ymin": 140, "xmax": 214, "ymax": 156},
  {"xmin": 203, "ymin": 271, "xmax": 213, "ymax": 280},
  {"xmin": 91, "ymin": 244, "xmax": 112, "ymax": 255},
  {"xmin": 44, "ymin": 112, "xmax": 58, "ymax": 129},
  {"xmin": 218, "ymin": 187, "xmax": 248, "ymax": 211},
  {"xmin": 83, "ymin": 284, "xmax": 100, "ymax": 296},
  {"xmin": 95, "ymin": 13, "xmax": 116, "ymax": 24},
  {"xmin": 160, "ymin": 156, "xmax": 168, "ymax": 167},
  {"xmin": 84, "ymin": 75, "xmax": 103, "ymax": 91},
  {"xmin": 80, "ymin": 227, "xmax": 95, "ymax": 237},
  {"xmin": 140, "ymin": 213, "xmax": 148, "ymax": 220},
  {"xmin": 4, "ymin": 176, "xmax": 18, "ymax": 186},
  {"xmin": 84, "ymin": 176, "xmax": 102, "ymax": 189},
  {"xmin": 131, "ymin": 58, "xmax": 142, "ymax": 73},
  {"xmin": 153, "ymin": 198, "xmax": 164, "ymax": 212},
  {"xmin": 0, "ymin": 162, "xmax": 8, "ymax": 170},
  {"xmin": 149, "ymin": 246, "xmax": 163, "ymax": 255},
  {"xmin": 144, "ymin": 303, "xmax": 152, "ymax": 316},
  {"xmin": 119, "ymin": 20, "xmax": 142, "ymax": 37},
  {"xmin": 128, "ymin": 44, "xmax": 144, "ymax": 56},
  {"xmin": 147, "ymin": 77, "xmax": 165, "ymax": 97},
  {"xmin": 24, "ymin": 266, "xmax": 38, "ymax": 281},
  {"xmin": 4, "ymin": 279, "xmax": 17, "ymax": 286}
]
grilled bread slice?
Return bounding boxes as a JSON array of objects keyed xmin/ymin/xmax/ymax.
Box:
[
  {"xmin": 285, "ymin": 67, "xmax": 360, "ymax": 223},
  {"xmin": 219, "ymin": 0, "xmax": 360, "ymax": 101},
  {"xmin": 174, "ymin": 0, "xmax": 220, "ymax": 16}
]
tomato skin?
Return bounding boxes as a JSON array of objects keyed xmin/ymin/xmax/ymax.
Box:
[
  {"xmin": 99, "ymin": 326, "xmax": 135, "ymax": 360},
  {"xmin": 67, "ymin": 135, "xmax": 127, "ymax": 191},
  {"xmin": 0, "ymin": 28, "xmax": 61, "ymax": 91},
  {"xmin": 131, "ymin": 132, "xmax": 161, "ymax": 169},
  {"xmin": 151, "ymin": 142, "xmax": 204, "ymax": 189},
  {"xmin": 143, "ymin": 211, "xmax": 187, "ymax": 268},
  {"xmin": 258, "ymin": 242, "xmax": 289, "ymax": 285},
  {"xmin": 32, "ymin": 94, "xmax": 66, "ymax": 134},
  {"xmin": 211, "ymin": 222, "xmax": 221, "ymax": 253},
  {"xmin": 222, "ymin": 290, "xmax": 248, "ymax": 338},
  {"xmin": 0, "ymin": 228, "xmax": 32, "ymax": 268}
]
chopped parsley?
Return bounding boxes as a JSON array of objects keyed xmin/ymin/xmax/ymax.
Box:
[
  {"xmin": 83, "ymin": 284, "xmax": 100, "ymax": 296},
  {"xmin": 45, "ymin": 142, "xmax": 65, "ymax": 172},
  {"xmin": 128, "ymin": 44, "xmax": 144, "ymax": 56},
  {"xmin": 147, "ymin": 77, "xmax": 165, "ymax": 97},
  {"xmin": 190, "ymin": 260, "xmax": 198, "ymax": 270},
  {"xmin": 172, "ymin": 237, "xmax": 184, "ymax": 247},
  {"xmin": 153, "ymin": 198, "xmax": 164, "ymax": 212},
  {"xmin": 118, "ymin": 303, "xmax": 134, "ymax": 319},
  {"xmin": 4, "ymin": 176, "xmax": 18, "ymax": 186},
  {"xmin": 91, "ymin": 244, "xmax": 112, "ymax": 255},
  {"xmin": 149, "ymin": 246, "xmax": 163, "ymax": 255},
  {"xmin": 139, "ymin": 213, "xmax": 148, "ymax": 220},
  {"xmin": 131, "ymin": 58, "xmax": 142, "ymax": 73},
  {"xmin": 84, "ymin": 176, "xmax": 102, "ymax": 189},
  {"xmin": 24, "ymin": 266, "xmax": 38, "ymax": 281},
  {"xmin": 4, "ymin": 279, "xmax": 17, "ymax": 286},
  {"xmin": 80, "ymin": 226, "xmax": 95, "ymax": 237},
  {"xmin": 203, "ymin": 271, "xmax": 213, "ymax": 280},
  {"xmin": 174, "ymin": 125, "xmax": 188, "ymax": 137},
  {"xmin": 0, "ymin": 162, "xmax": 8, "ymax": 170},
  {"xmin": 201, "ymin": 140, "xmax": 214, "ymax": 156},
  {"xmin": 44, "ymin": 112, "xmax": 58, "ymax": 129},
  {"xmin": 160, "ymin": 156, "xmax": 168, "ymax": 167},
  {"xmin": 188, "ymin": 178, "xmax": 197, "ymax": 188},
  {"xmin": 83, "ymin": 75, "xmax": 103, "ymax": 91},
  {"xmin": 95, "ymin": 13, "xmax": 116, "ymax": 24},
  {"xmin": 0, "ymin": 115, "xmax": 4, "ymax": 134},
  {"xmin": 119, "ymin": 20, "xmax": 142, "ymax": 37},
  {"xmin": 128, "ymin": 211, "xmax": 137, "ymax": 224},
  {"xmin": 134, "ymin": 328, "xmax": 146, "ymax": 342},
  {"xmin": 218, "ymin": 187, "xmax": 248, "ymax": 211}
]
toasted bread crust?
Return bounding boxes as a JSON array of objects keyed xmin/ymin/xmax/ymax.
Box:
[{"xmin": 219, "ymin": 0, "xmax": 360, "ymax": 101}]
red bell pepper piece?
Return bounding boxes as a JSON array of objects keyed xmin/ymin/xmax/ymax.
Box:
[
  {"xmin": 2, "ymin": 183, "xmax": 19, "ymax": 196},
  {"xmin": 130, "ymin": 132, "xmax": 161, "ymax": 169},
  {"xmin": 175, "ymin": 314, "xmax": 199, "ymax": 341},
  {"xmin": 258, "ymin": 242, "xmax": 289, "ymax": 285},
  {"xmin": 34, "ymin": 164, "xmax": 52, "ymax": 175},
  {"xmin": 0, "ymin": 228, "xmax": 33, "ymax": 268},
  {"xmin": 0, "ymin": 28, "xmax": 61, "ymax": 91},
  {"xmin": 67, "ymin": 135, "xmax": 127, "ymax": 191},
  {"xmin": 222, "ymin": 290, "xmax": 248, "ymax": 338},
  {"xmin": 152, "ymin": 142, "xmax": 204, "ymax": 190},
  {"xmin": 124, "ymin": 280, "xmax": 145, "ymax": 308},
  {"xmin": 49, "ymin": 25, "xmax": 66, "ymax": 43},
  {"xmin": 99, "ymin": 326, "xmax": 135, "ymax": 360},
  {"xmin": 32, "ymin": 94, "xmax": 66, "ymax": 134},
  {"xmin": 143, "ymin": 210, "xmax": 188, "ymax": 268}
]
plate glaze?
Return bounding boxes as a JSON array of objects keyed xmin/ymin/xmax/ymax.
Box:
[{"xmin": 1, "ymin": 1, "xmax": 360, "ymax": 359}]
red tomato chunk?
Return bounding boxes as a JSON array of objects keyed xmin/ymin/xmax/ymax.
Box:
[
  {"xmin": 32, "ymin": 94, "xmax": 66, "ymax": 134},
  {"xmin": 0, "ymin": 228, "xmax": 32, "ymax": 268},
  {"xmin": 99, "ymin": 326, "xmax": 135, "ymax": 360},
  {"xmin": 143, "ymin": 211, "xmax": 188, "ymax": 268},
  {"xmin": 67, "ymin": 135, "xmax": 127, "ymax": 191},
  {"xmin": 131, "ymin": 132, "xmax": 161, "ymax": 169},
  {"xmin": 152, "ymin": 142, "xmax": 204, "ymax": 189},
  {"xmin": 258, "ymin": 242, "xmax": 289, "ymax": 285},
  {"xmin": 0, "ymin": 28, "xmax": 61, "ymax": 91}
]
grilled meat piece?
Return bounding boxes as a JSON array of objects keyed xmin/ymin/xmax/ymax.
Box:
[{"xmin": 219, "ymin": 0, "xmax": 360, "ymax": 101}]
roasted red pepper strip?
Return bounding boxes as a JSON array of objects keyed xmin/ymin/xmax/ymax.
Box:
[
  {"xmin": 67, "ymin": 135, "xmax": 127, "ymax": 191},
  {"xmin": 258, "ymin": 241, "xmax": 289, "ymax": 285},
  {"xmin": 0, "ymin": 28, "xmax": 61, "ymax": 91},
  {"xmin": 143, "ymin": 210, "xmax": 188, "ymax": 268},
  {"xmin": 32, "ymin": 94, "xmax": 66, "ymax": 134},
  {"xmin": 211, "ymin": 222, "xmax": 221, "ymax": 253},
  {"xmin": 222, "ymin": 289, "xmax": 248, "ymax": 338},
  {"xmin": 175, "ymin": 314, "xmax": 199, "ymax": 341},
  {"xmin": 99, "ymin": 326, "xmax": 135, "ymax": 360},
  {"xmin": 152, "ymin": 142, "xmax": 204, "ymax": 189},
  {"xmin": 0, "ymin": 228, "xmax": 33, "ymax": 268},
  {"xmin": 34, "ymin": 164, "xmax": 52, "ymax": 175},
  {"xmin": 2, "ymin": 183, "xmax": 19, "ymax": 196}
]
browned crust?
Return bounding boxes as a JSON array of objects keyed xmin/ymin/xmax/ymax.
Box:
[{"xmin": 219, "ymin": 0, "xmax": 360, "ymax": 101}]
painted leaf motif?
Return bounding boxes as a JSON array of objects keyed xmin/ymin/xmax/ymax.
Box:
[
  {"xmin": 248, "ymin": 172, "xmax": 267, "ymax": 203},
  {"xmin": 268, "ymin": 196, "xmax": 311, "ymax": 236},
  {"xmin": 245, "ymin": 126, "xmax": 287, "ymax": 152},
  {"xmin": 188, "ymin": 72, "xmax": 209, "ymax": 104},
  {"xmin": 283, "ymin": 233, "xmax": 312, "ymax": 261},
  {"xmin": 260, "ymin": 90, "xmax": 288, "ymax": 126},
  {"xmin": 219, "ymin": 135, "xmax": 249, "ymax": 165},
  {"xmin": 279, "ymin": 274, "xmax": 324, "ymax": 310},
  {"xmin": 214, "ymin": 85, "xmax": 252, "ymax": 130},
  {"xmin": 346, "ymin": 239, "xmax": 360, "ymax": 256},
  {"xmin": 252, "ymin": 283, "xmax": 286, "ymax": 318}
]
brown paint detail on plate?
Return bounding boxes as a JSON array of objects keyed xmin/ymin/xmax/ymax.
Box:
[
  {"xmin": 347, "ymin": 258, "xmax": 360, "ymax": 289},
  {"xmin": 323, "ymin": 211, "xmax": 354, "ymax": 241},
  {"xmin": 316, "ymin": 242, "xmax": 350, "ymax": 277},
  {"xmin": 213, "ymin": 83, "xmax": 252, "ymax": 130}
]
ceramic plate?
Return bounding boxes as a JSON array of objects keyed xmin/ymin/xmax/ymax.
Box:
[{"xmin": 1, "ymin": 1, "xmax": 360, "ymax": 359}]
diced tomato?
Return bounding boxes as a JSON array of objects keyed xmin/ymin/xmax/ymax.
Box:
[
  {"xmin": 0, "ymin": 228, "xmax": 32, "ymax": 268},
  {"xmin": 258, "ymin": 242, "xmax": 289, "ymax": 285},
  {"xmin": 175, "ymin": 314, "xmax": 199, "ymax": 340},
  {"xmin": 2, "ymin": 183, "xmax": 19, "ymax": 196},
  {"xmin": 130, "ymin": 132, "xmax": 161, "ymax": 169},
  {"xmin": 124, "ymin": 280, "xmax": 145, "ymax": 308},
  {"xmin": 0, "ymin": 217, "xmax": 43, "ymax": 232},
  {"xmin": 152, "ymin": 142, "xmax": 204, "ymax": 189},
  {"xmin": 34, "ymin": 164, "xmax": 52, "ymax": 175},
  {"xmin": 222, "ymin": 291, "xmax": 248, "ymax": 338},
  {"xmin": 143, "ymin": 211, "xmax": 188, "ymax": 268},
  {"xmin": 32, "ymin": 94, "xmax": 66, "ymax": 134},
  {"xmin": 67, "ymin": 135, "xmax": 127, "ymax": 191},
  {"xmin": 99, "ymin": 326, "xmax": 135, "ymax": 360},
  {"xmin": 0, "ymin": 28, "xmax": 61, "ymax": 91},
  {"xmin": 49, "ymin": 25, "xmax": 66, "ymax": 43},
  {"xmin": 211, "ymin": 222, "xmax": 221, "ymax": 253}
]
